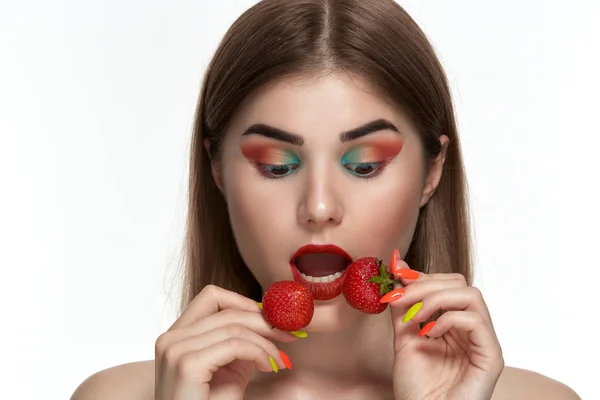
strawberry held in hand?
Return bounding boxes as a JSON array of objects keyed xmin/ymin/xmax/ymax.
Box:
[
  {"xmin": 262, "ymin": 280, "xmax": 314, "ymax": 331},
  {"xmin": 342, "ymin": 256, "xmax": 398, "ymax": 314}
]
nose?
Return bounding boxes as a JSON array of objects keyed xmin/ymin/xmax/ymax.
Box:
[{"xmin": 297, "ymin": 171, "xmax": 344, "ymax": 227}]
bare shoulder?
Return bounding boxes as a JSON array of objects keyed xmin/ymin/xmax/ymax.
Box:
[
  {"xmin": 70, "ymin": 360, "xmax": 154, "ymax": 400},
  {"xmin": 492, "ymin": 366, "xmax": 580, "ymax": 400}
]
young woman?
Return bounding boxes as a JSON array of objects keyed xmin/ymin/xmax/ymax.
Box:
[{"xmin": 72, "ymin": 0, "xmax": 580, "ymax": 399}]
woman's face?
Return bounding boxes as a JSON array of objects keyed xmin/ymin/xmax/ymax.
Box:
[{"xmin": 212, "ymin": 73, "xmax": 447, "ymax": 331}]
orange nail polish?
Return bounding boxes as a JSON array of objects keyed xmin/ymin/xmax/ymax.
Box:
[
  {"xmin": 394, "ymin": 269, "xmax": 420, "ymax": 280},
  {"xmin": 418, "ymin": 321, "xmax": 436, "ymax": 337},
  {"xmin": 380, "ymin": 288, "xmax": 405, "ymax": 303},
  {"xmin": 279, "ymin": 350, "xmax": 292, "ymax": 369},
  {"xmin": 390, "ymin": 249, "xmax": 401, "ymax": 273}
]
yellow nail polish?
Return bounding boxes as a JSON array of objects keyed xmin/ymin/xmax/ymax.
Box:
[
  {"xmin": 289, "ymin": 330, "xmax": 307, "ymax": 338},
  {"xmin": 402, "ymin": 302, "xmax": 423, "ymax": 323},
  {"xmin": 268, "ymin": 356, "xmax": 278, "ymax": 373},
  {"xmin": 257, "ymin": 302, "xmax": 263, "ymax": 309}
]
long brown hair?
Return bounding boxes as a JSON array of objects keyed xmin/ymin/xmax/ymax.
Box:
[{"xmin": 180, "ymin": 0, "xmax": 472, "ymax": 311}]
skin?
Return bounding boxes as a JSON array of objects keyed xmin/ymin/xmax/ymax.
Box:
[
  {"xmin": 222, "ymin": 74, "xmax": 428, "ymax": 333},
  {"xmin": 71, "ymin": 74, "xmax": 581, "ymax": 400}
]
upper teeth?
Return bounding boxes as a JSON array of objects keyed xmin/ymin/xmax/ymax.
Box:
[{"xmin": 300, "ymin": 270, "xmax": 345, "ymax": 283}]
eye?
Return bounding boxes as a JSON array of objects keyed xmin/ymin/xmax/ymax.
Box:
[
  {"xmin": 257, "ymin": 163, "xmax": 300, "ymax": 178},
  {"xmin": 344, "ymin": 162, "xmax": 385, "ymax": 178}
]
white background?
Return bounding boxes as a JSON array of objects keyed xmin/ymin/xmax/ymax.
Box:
[{"xmin": 1, "ymin": 0, "xmax": 599, "ymax": 398}]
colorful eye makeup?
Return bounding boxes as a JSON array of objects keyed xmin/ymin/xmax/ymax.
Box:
[
  {"xmin": 341, "ymin": 139, "xmax": 404, "ymax": 178},
  {"xmin": 240, "ymin": 137, "xmax": 403, "ymax": 180},
  {"xmin": 240, "ymin": 142, "xmax": 301, "ymax": 178}
]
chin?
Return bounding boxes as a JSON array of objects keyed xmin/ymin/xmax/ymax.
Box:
[{"xmin": 303, "ymin": 294, "xmax": 364, "ymax": 333}]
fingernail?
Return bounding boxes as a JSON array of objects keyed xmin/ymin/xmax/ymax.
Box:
[
  {"xmin": 289, "ymin": 330, "xmax": 307, "ymax": 338},
  {"xmin": 268, "ymin": 356, "xmax": 278, "ymax": 373},
  {"xmin": 257, "ymin": 302, "xmax": 263, "ymax": 309},
  {"xmin": 390, "ymin": 249, "xmax": 401, "ymax": 273},
  {"xmin": 380, "ymin": 288, "xmax": 405, "ymax": 303},
  {"xmin": 279, "ymin": 350, "xmax": 292, "ymax": 369},
  {"xmin": 418, "ymin": 321, "xmax": 436, "ymax": 337},
  {"xmin": 402, "ymin": 302, "xmax": 423, "ymax": 323},
  {"xmin": 394, "ymin": 269, "xmax": 420, "ymax": 280}
]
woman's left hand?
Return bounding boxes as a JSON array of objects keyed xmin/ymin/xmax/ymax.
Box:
[{"xmin": 382, "ymin": 250, "xmax": 504, "ymax": 400}]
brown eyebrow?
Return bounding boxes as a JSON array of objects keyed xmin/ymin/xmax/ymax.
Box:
[{"xmin": 241, "ymin": 118, "xmax": 400, "ymax": 145}]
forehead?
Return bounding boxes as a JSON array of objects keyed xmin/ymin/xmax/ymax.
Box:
[{"xmin": 226, "ymin": 73, "xmax": 418, "ymax": 141}]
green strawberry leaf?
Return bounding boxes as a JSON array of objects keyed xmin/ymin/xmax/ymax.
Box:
[{"xmin": 368, "ymin": 276, "xmax": 387, "ymax": 284}]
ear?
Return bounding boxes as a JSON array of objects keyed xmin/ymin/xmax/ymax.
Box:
[
  {"xmin": 420, "ymin": 135, "xmax": 449, "ymax": 207},
  {"xmin": 203, "ymin": 138, "xmax": 225, "ymax": 195}
]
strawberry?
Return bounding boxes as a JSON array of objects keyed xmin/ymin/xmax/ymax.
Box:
[
  {"xmin": 262, "ymin": 280, "xmax": 314, "ymax": 331},
  {"xmin": 342, "ymin": 257, "xmax": 397, "ymax": 314}
]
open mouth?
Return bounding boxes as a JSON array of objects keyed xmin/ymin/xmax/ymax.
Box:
[
  {"xmin": 290, "ymin": 244, "xmax": 352, "ymax": 301},
  {"xmin": 294, "ymin": 253, "xmax": 349, "ymax": 282}
]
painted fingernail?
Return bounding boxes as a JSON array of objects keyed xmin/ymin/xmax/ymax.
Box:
[
  {"xmin": 402, "ymin": 302, "xmax": 423, "ymax": 323},
  {"xmin": 279, "ymin": 350, "xmax": 293, "ymax": 369},
  {"xmin": 394, "ymin": 269, "xmax": 420, "ymax": 280},
  {"xmin": 380, "ymin": 288, "xmax": 405, "ymax": 303},
  {"xmin": 289, "ymin": 330, "xmax": 307, "ymax": 338},
  {"xmin": 268, "ymin": 356, "xmax": 278, "ymax": 373},
  {"xmin": 390, "ymin": 249, "xmax": 401, "ymax": 273},
  {"xmin": 418, "ymin": 321, "xmax": 436, "ymax": 337},
  {"xmin": 257, "ymin": 302, "xmax": 263, "ymax": 309}
]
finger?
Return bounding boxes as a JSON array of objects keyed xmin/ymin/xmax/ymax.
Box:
[
  {"xmin": 160, "ymin": 324, "xmax": 289, "ymax": 378},
  {"xmin": 388, "ymin": 251, "xmax": 418, "ymax": 351},
  {"xmin": 171, "ymin": 338, "xmax": 276, "ymax": 398},
  {"xmin": 193, "ymin": 337, "xmax": 276, "ymax": 374},
  {"xmin": 405, "ymin": 286, "xmax": 494, "ymax": 328},
  {"xmin": 387, "ymin": 277, "xmax": 465, "ymax": 332},
  {"xmin": 390, "ymin": 258, "xmax": 421, "ymax": 282},
  {"xmin": 387, "ymin": 253, "xmax": 471, "ymax": 352},
  {"xmin": 171, "ymin": 284, "xmax": 262, "ymax": 330},
  {"xmin": 389, "ymin": 250, "xmax": 466, "ymax": 285},
  {"xmin": 388, "ymin": 288, "xmax": 419, "ymax": 353},
  {"xmin": 383, "ymin": 276, "xmax": 467, "ymax": 306},
  {"xmin": 159, "ymin": 310, "xmax": 298, "ymax": 357},
  {"xmin": 417, "ymin": 311, "xmax": 502, "ymax": 361},
  {"xmin": 393, "ymin": 267, "xmax": 467, "ymax": 285},
  {"xmin": 194, "ymin": 308, "xmax": 301, "ymax": 342}
]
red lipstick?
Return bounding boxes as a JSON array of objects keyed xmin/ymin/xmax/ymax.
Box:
[{"xmin": 290, "ymin": 244, "xmax": 352, "ymax": 301}]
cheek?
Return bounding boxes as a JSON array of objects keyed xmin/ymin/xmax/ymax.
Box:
[
  {"xmin": 221, "ymin": 164, "xmax": 296, "ymax": 282},
  {"xmin": 347, "ymin": 168, "xmax": 424, "ymax": 259},
  {"xmin": 225, "ymin": 172, "xmax": 291, "ymax": 234}
]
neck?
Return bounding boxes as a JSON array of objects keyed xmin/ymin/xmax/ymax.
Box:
[{"xmin": 279, "ymin": 307, "xmax": 395, "ymax": 383}]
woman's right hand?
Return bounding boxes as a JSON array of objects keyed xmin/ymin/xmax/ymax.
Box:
[{"xmin": 154, "ymin": 284, "xmax": 299, "ymax": 400}]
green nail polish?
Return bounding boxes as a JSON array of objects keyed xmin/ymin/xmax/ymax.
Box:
[
  {"xmin": 402, "ymin": 302, "xmax": 423, "ymax": 323},
  {"xmin": 268, "ymin": 356, "xmax": 278, "ymax": 373},
  {"xmin": 289, "ymin": 330, "xmax": 307, "ymax": 338}
]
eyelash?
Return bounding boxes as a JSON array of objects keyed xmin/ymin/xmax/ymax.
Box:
[
  {"xmin": 255, "ymin": 161, "xmax": 387, "ymax": 180},
  {"xmin": 255, "ymin": 163, "xmax": 300, "ymax": 180},
  {"xmin": 343, "ymin": 162, "xmax": 387, "ymax": 179}
]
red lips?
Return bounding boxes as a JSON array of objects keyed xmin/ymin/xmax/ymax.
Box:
[
  {"xmin": 290, "ymin": 244, "xmax": 352, "ymax": 301},
  {"xmin": 291, "ymin": 244, "xmax": 351, "ymax": 263}
]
